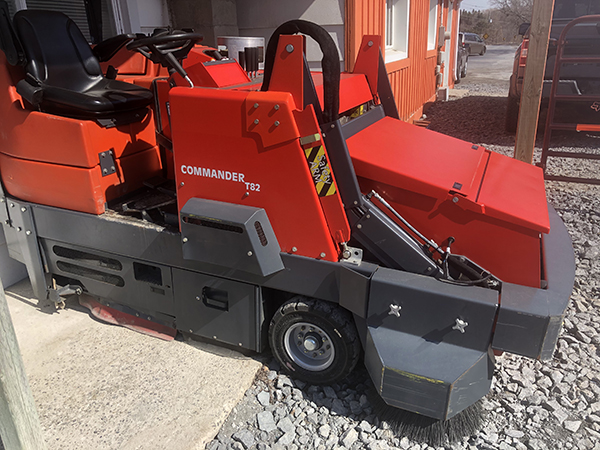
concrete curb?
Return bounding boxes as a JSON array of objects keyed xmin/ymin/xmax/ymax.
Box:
[{"xmin": 3, "ymin": 279, "xmax": 262, "ymax": 450}]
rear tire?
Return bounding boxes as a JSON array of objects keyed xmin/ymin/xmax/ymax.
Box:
[
  {"xmin": 461, "ymin": 60, "xmax": 468, "ymax": 78},
  {"xmin": 505, "ymin": 95, "xmax": 519, "ymax": 133},
  {"xmin": 480, "ymin": 47, "xmax": 486, "ymax": 56},
  {"xmin": 269, "ymin": 296, "xmax": 360, "ymax": 385}
]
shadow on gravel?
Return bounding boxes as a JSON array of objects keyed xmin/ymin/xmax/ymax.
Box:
[{"xmin": 426, "ymin": 96, "xmax": 600, "ymax": 151}]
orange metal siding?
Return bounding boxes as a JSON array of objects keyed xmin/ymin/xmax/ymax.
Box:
[{"xmin": 346, "ymin": 0, "xmax": 459, "ymax": 122}]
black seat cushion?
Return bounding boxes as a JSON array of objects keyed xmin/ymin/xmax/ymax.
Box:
[{"xmin": 13, "ymin": 10, "xmax": 152, "ymax": 119}]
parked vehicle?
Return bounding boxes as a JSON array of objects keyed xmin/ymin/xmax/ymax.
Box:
[
  {"xmin": 456, "ymin": 32, "xmax": 469, "ymax": 83},
  {"xmin": 462, "ymin": 32, "xmax": 486, "ymax": 56},
  {"xmin": 506, "ymin": 0, "xmax": 600, "ymax": 132}
]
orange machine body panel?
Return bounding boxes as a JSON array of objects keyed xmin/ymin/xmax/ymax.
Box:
[
  {"xmin": 0, "ymin": 53, "xmax": 161, "ymax": 214},
  {"xmin": 347, "ymin": 117, "xmax": 549, "ymax": 288},
  {"xmin": 170, "ymin": 86, "xmax": 348, "ymax": 262}
]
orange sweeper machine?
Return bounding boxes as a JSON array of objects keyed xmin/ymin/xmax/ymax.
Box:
[{"xmin": 0, "ymin": 5, "xmax": 575, "ymax": 424}]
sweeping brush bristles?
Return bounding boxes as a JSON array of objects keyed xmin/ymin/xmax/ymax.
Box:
[{"xmin": 368, "ymin": 390, "xmax": 484, "ymax": 447}]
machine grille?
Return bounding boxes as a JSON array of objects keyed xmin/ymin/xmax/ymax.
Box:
[
  {"xmin": 53, "ymin": 246, "xmax": 123, "ymax": 271},
  {"xmin": 57, "ymin": 261, "xmax": 125, "ymax": 287}
]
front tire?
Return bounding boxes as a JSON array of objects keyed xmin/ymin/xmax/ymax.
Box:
[
  {"xmin": 461, "ymin": 59, "xmax": 468, "ymax": 78},
  {"xmin": 269, "ymin": 297, "xmax": 360, "ymax": 385}
]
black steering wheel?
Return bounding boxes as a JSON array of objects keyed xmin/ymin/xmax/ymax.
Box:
[{"xmin": 127, "ymin": 31, "xmax": 203, "ymax": 86}]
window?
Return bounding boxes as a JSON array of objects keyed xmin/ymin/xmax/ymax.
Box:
[
  {"xmin": 385, "ymin": 0, "xmax": 410, "ymax": 63},
  {"xmin": 8, "ymin": 0, "xmax": 118, "ymax": 43},
  {"xmin": 427, "ymin": 0, "xmax": 437, "ymax": 50}
]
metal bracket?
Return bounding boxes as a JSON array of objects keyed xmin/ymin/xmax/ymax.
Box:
[
  {"xmin": 48, "ymin": 284, "xmax": 83, "ymax": 305},
  {"xmin": 340, "ymin": 243, "xmax": 363, "ymax": 265},
  {"xmin": 99, "ymin": 150, "xmax": 116, "ymax": 177}
]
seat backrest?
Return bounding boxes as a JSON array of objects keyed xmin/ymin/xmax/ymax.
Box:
[{"xmin": 13, "ymin": 10, "xmax": 102, "ymax": 91}]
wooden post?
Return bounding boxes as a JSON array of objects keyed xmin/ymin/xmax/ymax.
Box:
[
  {"xmin": 0, "ymin": 280, "xmax": 47, "ymax": 450},
  {"xmin": 514, "ymin": 0, "xmax": 555, "ymax": 163}
]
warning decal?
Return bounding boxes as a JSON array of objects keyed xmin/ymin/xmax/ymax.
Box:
[{"xmin": 304, "ymin": 145, "xmax": 337, "ymax": 197}]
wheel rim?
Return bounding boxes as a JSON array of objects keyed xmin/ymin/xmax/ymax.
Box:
[{"xmin": 283, "ymin": 322, "xmax": 335, "ymax": 371}]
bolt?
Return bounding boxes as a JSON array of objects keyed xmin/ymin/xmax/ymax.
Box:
[
  {"xmin": 366, "ymin": 214, "xmax": 370, "ymax": 219},
  {"xmin": 357, "ymin": 224, "xmax": 362, "ymax": 229},
  {"xmin": 213, "ymin": 336, "xmax": 217, "ymax": 339},
  {"xmin": 312, "ymin": 352, "xmax": 317, "ymax": 357},
  {"xmin": 180, "ymin": 182, "xmax": 185, "ymax": 187},
  {"xmin": 274, "ymin": 121, "xmax": 280, "ymax": 127},
  {"xmin": 147, "ymin": 316, "xmax": 151, "ymax": 320},
  {"xmin": 10, "ymin": 203, "xmax": 14, "ymax": 208},
  {"xmin": 136, "ymin": 313, "xmax": 139, "ymax": 317},
  {"xmin": 322, "ymin": 133, "xmax": 326, "ymax": 138},
  {"xmin": 25, "ymin": 230, "xmax": 31, "ymax": 236},
  {"xmin": 254, "ymin": 119, "xmax": 260, "ymax": 125},
  {"xmin": 353, "ymin": 201, "xmax": 358, "ymax": 205},
  {"xmin": 0, "ymin": 198, "xmax": 4, "ymax": 202},
  {"xmin": 4, "ymin": 220, "xmax": 9, "ymax": 225},
  {"xmin": 286, "ymin": 44, "xmax": 294, "ymax": 53},
  {"xmin": 110, "ymin": 166, "xmax": 115, "ymax": 171},
  {"xmin": 196, "ymin": 296, "xmax": 201, "ymax": 301},
  {"xmin": 274, "ymin": 104, "xmax": 280, "ymax": 110},
  {"xmin": 101, "ymin": 152, "xmax": 105, "ymax": 157},
  {"xmin": 298, "ymin": 341, "xmax": 302, "ymax": 345},
  {"xmin": 182, "ymin": 237, "xmax": 188, "ymax": 243},
  {"xmin": 368, "ymin": 40, "xmax": 374, "ymax": 47},
  {"xmin": 292, "ymin": 247, "xmax": 297, "ymax": 252},
  {"xmin": 103, "ymin": 168, "xmax": 108, "ymax": 174},
  {"xmin": 190, "ymin": 329, "xmax": 193, "ymax": 333},
  {"xmin": 326, "ymin": 345, "xmax": 331, "ymax": 349},
  {"xmin": 16, "ymin": 227, "xmax": 21, "ymax": 232},
  {"xmin": 239, "ymin": 343, "xmax": 242, "ymax": 346},
  {"xmin": 20, "ymin": 207, "xmax": 26, "ymax": 212},
  {"xmin": 247, "ymin": 251, "xmax": 253, "ymax": 256},
  {"xmin": 320, "ymin": 252, "xmax": 326, "ymax": 258},
  {"xmin": 253, "ymin": 102, "xmax": 259, "ymax": 108},
  {"xmin": 330, "ymin": 124, "xmax": 335, "ymax": 129},
  {"xmin": 453, "ymin": 196, "xmax": 459, "ymax": 203}
]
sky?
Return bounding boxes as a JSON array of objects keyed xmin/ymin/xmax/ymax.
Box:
[{"xmin": 460, "ymin": 0, "xmax": 491, "ymax": 11}]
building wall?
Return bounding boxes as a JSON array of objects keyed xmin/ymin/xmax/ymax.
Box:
[
  {"xmin": 346, "ymin": 0, "xmax": 460, "ymax": 122},
  {"xmin": 169, "ymin": 0, "xmax": 238, "ymax": 47},
  {"xmin": 236, "ymin": 0, "xmax": 345, "ymax": 69}
]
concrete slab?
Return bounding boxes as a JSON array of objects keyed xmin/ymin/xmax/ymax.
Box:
[{"xmin": 2, "ymin": 279, "xmax": 262, "ymax": 450}]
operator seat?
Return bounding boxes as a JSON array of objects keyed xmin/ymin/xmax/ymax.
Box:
[{"xmin": 13, "ymin": 9, "xmax": 152, "ymax": 124}]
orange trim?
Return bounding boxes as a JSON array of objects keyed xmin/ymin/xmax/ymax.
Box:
[
  {"xmin": 426, "ymin": 49, "xmax": 437, "ymax": 59},
  {"xmin": 386, "ymin": 58, "xmax": 411, "ymax": 73}
]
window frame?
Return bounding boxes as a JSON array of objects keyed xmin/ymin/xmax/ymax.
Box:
[{"xmin": 384, "ymin": 0, "xmax": 410, "ymax": 63}]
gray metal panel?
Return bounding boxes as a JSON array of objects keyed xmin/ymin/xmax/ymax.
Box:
[
  {"xmin": 180, "ymin": 198, "xmax": 284, "ymax": 277},
  {"xmin": 173, "ymin": 268, "xmax": 261, "ymax": 351},
  {"xmin": 364, "ymin": 325, "xmax": 493, "ymax": 420},
  {"xmin": 341, "ymin": 106, "xmax": 385, "ymax": 140},
  {"xmin": 368, "ymin": 268, "xmax": 498, "ymax": 352},
  {"xmin": 447, "ymin": 348, "xmax": 494, "ymax": 418},
  {"xmin": 1, "ymin": 200, "xmax": 48, "ymax": 300},
  {"xmin": 351, "ymin": 201, "xmax": 442, "ymax": 276},
  {"xmin": 29, "ymin": 202, "xmax": 378, "ymax": 306},
  {"xmin": 491, "ymin": 206, "xmax": 574, "ymax": 360},
  {"xmin": 41, "ymin": 239, "xmax": 175, "ymax": 317}
]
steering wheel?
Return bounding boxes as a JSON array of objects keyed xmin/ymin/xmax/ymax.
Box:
[{"xmin": 127, "ymin": 31, "xmax": 204, "ymax": 87}]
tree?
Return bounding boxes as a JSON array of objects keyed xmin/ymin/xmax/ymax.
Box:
[{"xmin": 490, "ymin": 0, "xmax": 533, "ymax": 25}]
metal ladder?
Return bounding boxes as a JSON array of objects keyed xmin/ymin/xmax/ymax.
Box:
[{"xmin": 539, "ymin": 15, "xmax": 600, "ymax": 184}]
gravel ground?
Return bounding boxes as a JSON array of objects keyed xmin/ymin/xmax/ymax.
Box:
[{"xmin": 206, "ymin": 81, "xmax": 600, "ymax": 450}]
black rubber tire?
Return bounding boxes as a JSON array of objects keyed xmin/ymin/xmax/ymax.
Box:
[
  {"xmin": 461, "ymin": 60, "xmax": 467, "ymax": 78},
  {"xmin": 505, "ymin": 95, "xmax": 519, "ymax": 133},
  {"xmin": 269, "ymin": 296, "xmax": 360, "ymax": 385},
  {"xmin": 480, "ymin": 47, "xmax": 486, "ymax": 56}
]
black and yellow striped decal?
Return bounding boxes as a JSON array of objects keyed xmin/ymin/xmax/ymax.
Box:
[{"xmin": 304, "ymin": 145, "xmax": 336, "ymax": 197}]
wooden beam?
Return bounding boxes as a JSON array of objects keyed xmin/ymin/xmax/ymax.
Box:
[
  {"xmin": 514, "ymin": 0, "xmax": 555, "ymax": 163},
  {"xmin": 0, "ymin": 281, "xmax": 47, "ymax": 450}
]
